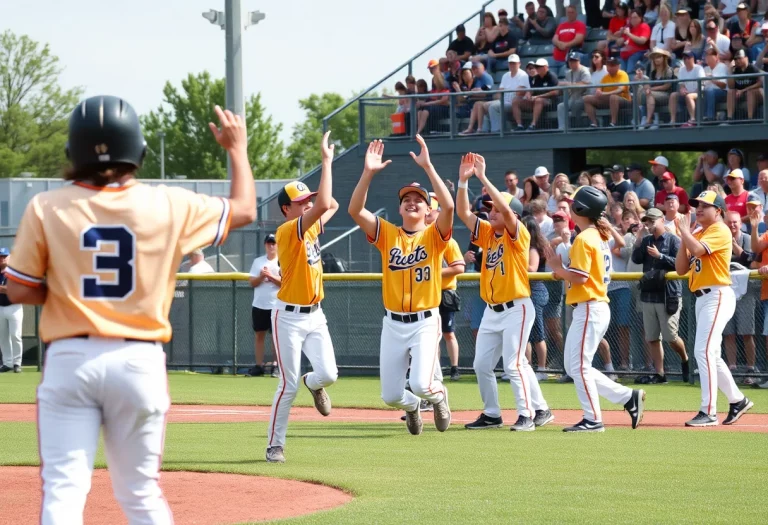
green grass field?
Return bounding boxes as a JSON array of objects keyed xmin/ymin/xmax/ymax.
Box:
[{"xmin": 1, "ymin": 370, "xmax": 767, "ymax": 524}]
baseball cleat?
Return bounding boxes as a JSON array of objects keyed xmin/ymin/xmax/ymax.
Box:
[
  {"xmin": 433, "ymin": 389, "xmax": 451, "ymax": 432},
  {"xmin": 419, "ymin": 399, "xmax": 434, "ymax": 412},
  {"xmin": 563, "ymin": 419, "xmax": 605, "ymax": 432},
  {"xmin": 685, "ymin": 412, "xmax": 718, "ymax": 427},
  {"xmin": 303, "ymin": 375, "xmax": 331, "ymax": 416},
  {"xmin": 624, "ymin": 389, "xmax": 645, "ymax": 429},
  {"xmin": 509, "ymin": 415, "xmax": 535, "ymax": 432},
  {"xmin": 265, "ymin": 446, "xmax": 285, "ymax": 463},
  {"xmin": 13, "ymin": 365, "xmax": 21, "ymax": 373},
  {"xmin": 0, "ymin": 366, "xmax": 11, "ymax": 373},
  {"xmin": 722, "ymin": 397, "xmax": 754, "ymax": 425},
  {"xmin": 533, "ymin": 409, "xmax": 554, "ymax": 427},
  {"xmin": 464, "ymin": 413, "xmax": 504, "ymax": 429},
  {"xmin": 449, "ymin": 367, "xmax": 461, "ymax": 381},
  {"xmin": 681, "ymin": 360, "xmax": 690, "ymax": 383},
  {"xmin": 405, "ymin": 406, "xmax": 423, "ymax": 435},
  {"xmin": 756, "ymin": 380, "xmax": 768, "ymax": 389}
]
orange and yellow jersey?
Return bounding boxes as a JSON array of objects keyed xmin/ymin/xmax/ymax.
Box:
[
  {"xmin": 441, "ymin": 239, "xmax": 465, "ymax": 291},
  {"xmin": 276, "ymin": 216, "xmax": 324, "ymax": 306},
  {"xmin": 565, "ymin": 227, "xmax": 612, "ymax": 305},
  {"xmin": 689, "ymin": 221, "xmax": 732, "ymax": 292},
  {"xmin": 368, "ymin": 217, "xmax": 450, "ymax": 312},
  {"xmin": 7, "ymin": 179, "xmax": 231, "ymax": 343},
  {"xmin": 471, "ymin": 219, "xmax": 531, "ymax": 304}
]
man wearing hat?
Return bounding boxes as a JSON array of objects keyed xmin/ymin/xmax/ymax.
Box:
[
  {"xmin": 662, "ymin": 194, "xmax": 684, "ymax": 236},
  {"xmin": 532, "ymin": 166, "xmax": 552, "ymax": 193},
  {"xmin": 447, "ymin": 24, "xmax": 476, "ymax": 61},
  {"xmin": 557, "ymin": 51, "xmax": 591, "ymax": 129},
  {"xmin": 746, "ymin": 192, "xmax": 768, "ymax": 235},
  {"xmin": 247, "ymin": 233, "xmax": 281, "ymax": 378},
  {"xmin": 0, "ymin": 247, "xmax": 23, "ymax": 373},
  {"xmin": 725, "ymin": 168, "xmax": 750, "ymax": 219},
  {"xmin": 727, "ymin": 48, "xmax": 764, "ymax": 121},
  {"xmin": 628, "ymin": 163, "xmax": 655, "ymax": 209},
  {"xmin": 472, "ymin": 54, "xmax": 530, "ymax": 134},
  {"xmin": 511, "ymin": 58, "xmax": 559, "ymax": 131},
  {"xmin": 668, "ymin": 50, "xmax": 704, "ymax": 127},
  {"xmin": 606, "ymin": 164, "xmax": 631, "ymax": 201},
  {"xmin": 582, "ymin": 56, "xmax": 630, "ymax": 128},
  {"xmin": 655, "ymin": 171, "xmax": 690, "ymax": 213},
  {"xmin": 648, "ymin": 155, "xmax": 671, "ymax": 190},
  {"xmin": 632, "ymin": 209, "xmax": 690, "ymax": 384}
]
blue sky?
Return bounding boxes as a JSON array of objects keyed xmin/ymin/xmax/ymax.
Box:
[{"xmin": 3, "ymin": 0, "xmax": 524, "ymax": 143}]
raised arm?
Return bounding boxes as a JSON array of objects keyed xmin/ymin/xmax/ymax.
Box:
[
  {"xmin": 410, "ymin": 135, "xmax": 454, "ymax": 237},
  {"xmin": 348, "ymin": 139, "xmax": 392, "ymax": 239},
  {"xmin": 676, "ymin": 211, "xmax": 707, "ymax": 258},
  {"xmin": 456, "ymin": 154, "xmax": 478, "ymax": 233},
  {"xmin": 474, "ymin": 154, "xmax": 518, "ymax": 237},
  {"xmin": 750, "ymin": 211, "xmax": 768, "ymax": 252},
  {"xmin": 299, "ymin": 130, "xmax": 335, "ymax": 236}
]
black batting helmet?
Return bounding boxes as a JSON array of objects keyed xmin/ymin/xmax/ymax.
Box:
[
  {"xmin": 570, "ymin": 185, "xmax": 607, "ymax": 219},
  {"xmin": 66, "ymin": 96, "xmax": 147, "ymax": 170}
]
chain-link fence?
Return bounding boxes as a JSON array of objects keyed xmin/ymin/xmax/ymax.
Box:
[{"xmin": 17, "ymin": 273, "xmax": 768, "ymax": 385}]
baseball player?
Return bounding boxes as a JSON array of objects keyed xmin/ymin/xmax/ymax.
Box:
[
  {"xmin": 544, "ymin": 186, "xmax": 645, "ymax": 432},
  {"xmin": 266, "ymin": 131, "xmax": 340, "ymax": 463},
  {"xmin": 0, "ymin": 248, "xmax": 23, "ymax": 373},
  {"xmin": 348, "ymin": 135, "xmax": 453, "ymax": 435},
  {"xmin": 674, "ymin": 191, "xmax": 754, "ymax": 427},
  {"xmin": 6, "ymin": 98, "xmax": 256, "ymax": 524},
  {"xmin": 456, "ymin": 153, "xmax": 553, "ymax": 432}
]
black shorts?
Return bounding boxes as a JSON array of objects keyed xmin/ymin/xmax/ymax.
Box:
[
  {"xmin": 438, "ymin": 305, "xmax": 456, "ymax": 333},
  {"xmin": 252, "ymin": 307, "xmax": 272, "ymax": 333}
]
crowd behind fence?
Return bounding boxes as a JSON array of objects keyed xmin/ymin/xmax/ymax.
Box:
[{"xmin": 17, "ymin": 273, "xmax": 768, "ymax": 385}]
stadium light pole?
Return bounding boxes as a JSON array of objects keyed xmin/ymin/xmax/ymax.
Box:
[
  {"xmin": 202, "ymin": 2, "xmax": 266, "ymax": 179},
  {"xmin": 157, "ymin": 131, "xmax": 166, "ymax": 180}
]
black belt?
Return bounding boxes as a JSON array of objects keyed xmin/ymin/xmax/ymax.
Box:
[
  {"xmin": 285, "ymin": 303, "xmax": 321, "ymax": 314},
  {"xmin": 72, "ymin": 334, "xmax": 157, "ymax": 344},
  {"xmin": 489, "ymin": 300, "xmax": 515, "ymax": 313},
  {"xmin": 389, "ymin": 310, "xmax": 433, "ymax": 323},
  {"xmin": 693, "ymin": 288, "xmax": 712, "ymax": 298}
]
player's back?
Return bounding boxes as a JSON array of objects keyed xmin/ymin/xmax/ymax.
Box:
[{"xmin": 9, "ymin": 180, "xmax": 230, "ymax": 343}]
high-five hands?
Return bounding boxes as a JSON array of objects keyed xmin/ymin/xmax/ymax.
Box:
[
  {"xmin": 364, "ymin": 139, "xmax": 392, "ymax": 174},
  {"xmin": 459, "ymin": 153, "xmax": 476, "ymax": 182}
]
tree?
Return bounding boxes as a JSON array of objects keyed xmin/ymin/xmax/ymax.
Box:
[
  {"xmin": 140, "ymin": 71, "xmax": 290, "ymax": 179},
  {"xmin": 586, "ymin": 150, "xmax": 700, "ymax": 191},
  {"xmin": 0, "ymin": 30, "xmax": 82, "ymax": 178},
  {"xmin": 287, "ymin": 93, "xmax": 358, "ymax": 172}
]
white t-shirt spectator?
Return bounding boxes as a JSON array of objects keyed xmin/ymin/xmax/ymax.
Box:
[
  {"xmin": 704, "ymin": 62, "xmax": 730, "ymax": 88},
  {"xmin": 539, "ymin": 215, "xmax": 554, "ymax": 239},
  {"xmin": 588, "ymin": 66, "xmax": 609, "ymax": 95},
  {"xmin": 188, "ymin": 260, "xmax": 215, "ymax": 274},
  {"xmin": 632, "ymin": 177, "xmax": 656, "ymax": 204},
  {"xmin": 249, "ymin": 255, "xmax": 280, "ymax": 309},
  {"xmin": 651, "ymin": 20, "xmax": 676, "ymax": 51},
  {"xmin": 677, "ymin": 63, "xmax": 705, "ymax": 92},
  {"xmin": 500, "ymin": 70, "xmax": 531, "ymax": 105},
  {"xmin": 713, "ymin": 33, "xmax": 730, "ymax": 54}
]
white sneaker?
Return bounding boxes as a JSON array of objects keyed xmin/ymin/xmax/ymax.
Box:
[{"xmin": 535, "ymin": 372, "xmax": 549, "ymax": 382}]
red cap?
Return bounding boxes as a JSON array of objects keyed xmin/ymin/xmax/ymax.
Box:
[
  {"xmin": 552, "ymin": 211, "xmax": 569, "ymax": 221},
  {"xmin": 661, "ymin": 172, "xmax": 675, "ymax": 181}
]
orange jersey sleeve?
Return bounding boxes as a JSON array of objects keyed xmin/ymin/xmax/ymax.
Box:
[
  {"xmin": 276, "ymin": 216, "xmax": 324, "ymax": 305},
  {"xmin": 164, "ymin": 187, "xmax": 232, "ymax": 255},
  {"xmin": 441, "ymin": 238, "xmax": 465, "ymax": 291},
  {"xmin": 6, "ymin": 197, "xmax": 48, "ymax": 287},
  {"xmin": 473, "ymin": 220, "xmax": 531, "ymax": 304},
  {"xmin": 689, "ymin": 222, "xmax": 732, "ymax": 292},
  {"xmin": 565, "ymin": 228, "xmax": 611, "ymax": 305}
]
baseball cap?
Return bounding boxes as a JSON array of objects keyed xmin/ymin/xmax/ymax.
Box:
[
  {"xmin": 526, "ymin": 60, "xmax": 536, "ymax": 68},
  {"xmin": 757, "ymin": 153, "xmax": 768, "ymax": 162},
  {"xmin": 690, "ymin": 190, "xmax": 727, "ymax": 212},
  {"xmin": 398, "ymin": 182, "xmax": 430, "ymax": 204},
  {"xmin": 534, "ymin": 166, "xmax": 550, "ymax": 177},
  {"xmin": 567, "ymin": 51, "xmax": 581, "ymax": 61},
  {"xmin": 264, "ymin": 234, "xmax": 276, "ymax": 244},
  {"xmin": 552, "ymin": 211, "xmax": 569, "ymax": 221},
  {"xmin": 508, "ymin": 53, "xmax": 521, "ymax": 63},
  {"xmin": 427, "ymin": 59, "xmax": 439, "ymax": 69},
  {"xmin": 661, "ymin": 171, "xmax": 675, "ymax": 181},
  {"xmin": 481, "ymin": 192, "xmax": 524, "ymax": 216},
  {"xmin": 675, "ymin": 7, "xmax": 691, "ymax": 14},
  {"xmin": 665, "ymin": 193, "xmax": 679, "ymax": 201},
  {"xmin": 462, "ymin": 62, "xmax": 473, "ymax": 70},
  {"xmin": 727, "ymin": 168, "xmax": 745, "ymax": 179},
  {"xmin": 728, "ymin": 147, "xmax": 744, "ymax": 157},
  {"xmin": 611, "ymin": 164, "xmax": 624, "ymax": 172},
  {"xmin": 747, "ymin": 193, "xmax": 762, "ymax": 206},
  {"xmin": 648, "ymin": 155, "xmax": 669, "ymax": 168},
  {"xmin": 456, "ymin": 23, "xmax": 466, "ymax": 32},
  {"xmin": 627, "ymin": 163, "xmax": 643, "ymax": 172},
  {"xmin": 606, "ymin": 56, "xmax": 620, "ymax": 65},
  {"xmin": 278, "ymin": 181, "xmax": 317, "ymax": 209},
  {"xmin": 428, "ymin": 191, "xmax": 439, "ymax": 210},
  {"xmin": 737, "ymin": 2, "xmax": 749, "ymax": 9},
  {"xmin": 682, "ymin": 50, "xmax": 695, "ymax": 59},
  {"xmin": 643, "ymin": 208, "xmax": 664, "ymax": 220},
  {"xmin": 734, "ymin": 49, "xmax": 748, "ymax": 59},
  {"xmin": 0, "ymin": 247, "xmax": 9, "ymax": 257},
  {"xmin": 534, "ymin": 58, "xmax": 549, "ymax": 67}
]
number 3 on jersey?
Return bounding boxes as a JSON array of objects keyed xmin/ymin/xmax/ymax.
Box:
[
  {"xmin": 80, "ymin": 226, "xmax": 136, "ymax": 300},
  {"xmin": 415, "ymin": 267, "xmax": 430, "ymax": 282},
  {"xmin": 603, "ymin": 254, "xmax": 612, "ymax": 284}
]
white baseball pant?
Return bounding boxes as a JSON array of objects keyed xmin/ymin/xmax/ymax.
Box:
[
  {"xmin": 268, "ymin": 303, "xmax": 338, "ymax": 449},
  {"xmin": 0, "ymin": 304, "xmax": 23, "ymax": 368},
  {"xmin": 565, "ymin": 301, "xmax": 632, "ymax": 423},
  {"xmin": 37, "ymin": 337, "xmax": 172, "ymax": 525},
  {"xmin": 380, "ymin": 309, "xmax": 446, "ymax": 411},
  {"xmin": 473, "ymin": 298, "xmax": 549, "ymax": 419},
  {"xmin": 693, "ymin": 286, "xmax": 744, "ymax": 415}
]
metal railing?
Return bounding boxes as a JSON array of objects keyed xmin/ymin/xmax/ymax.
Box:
[
  {"xmin": 359, "ymin": 72, "xmax": 768, "ymax": 140},
  {"xmin": 321, "ymin": 208, "xmax": 388, "ymax": 252}
]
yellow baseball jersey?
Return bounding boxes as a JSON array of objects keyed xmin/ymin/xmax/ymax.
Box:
[
  {"xmin": 368, "ymin": 217, "xmax": 449, "ymax": 312},
  {"xmin": 565, "ymin": 227, "xmax": 611, "ymax": 305},
  {"xmin": 276, "ymin": 216, "xmax": 324, "ymax": 305},
  {"xmin": 7, "ymin": 179, "xmax": 231, "ymax": 343},
  {"xmin": 441, "ymin": 239, "xmax": 465, "ymax": 291},
  {"xmin": 471, "ymin": 219, "xmax": 531, "ymax": 304},
  {"xmin": 689, "ymin": 221, "xmax": 732, "ymax": 292}
]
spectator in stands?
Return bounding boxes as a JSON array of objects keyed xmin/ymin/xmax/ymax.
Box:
[
  {"xmin": 392, "ymin": 82, "xmax": 410, "ymax": 115},
  {"xmin": 583, "ymin": 56, "xmax": 631, "ymax": 127},
  {"xmin": 670, "ymin": 9, "xmax": 693, "ymax": 62},
  {"xmin": 448, "ymin": 24, "xmax": 476, "ymax": 61},
  {"xmin": 631, "ymin": 207, "xmax": 690, "ymax": 384},
  {"xmin": 247, "ymin": 234, "xmax": 280, "ymax": 378},
  {"xmin": 720, "ymin": 0, "xmax": 741, "ymax": 19},
  {"xmin": 704, "ymin": 4, "xmax": 727, "ymax": 34},
  {"xmin": 527, "ymin": 6, "xmax": 559, "ymax": 41},
  {"xmin": 608, "ymin": 200, "xmax": 624, "ymax": 224},
  {"xmin": 512, "ymin": 2, "xmax": 536, "ymax": 38},
  {"xmin": 639, "ymin": 48, "xmax": 676, "ymax": 129},
  {"xmin": 628, "ymin": 163, "xmax": 655, "ymax": 208},
  {"xmin": 487, "ymin": 19, "xmax": 519, "ymax": 72},
  {"xmin": 641, "ymin": 0, "xmax": 660, "ymax": 25},
  {"xmin": 607, "ymin": 164, "xmax": 632, "ymax": 200},
  {"xmin": 0, "ymin": 248, "xmax": 22, "ymax": 374},
  {"xmin": 588, "ymin": 49, "xmax": 610, "ymax": 87},
  {"xmin": 186, "ymin": 248, "xmax": 215, "ymax": 274},
  {"xmin": 528, "ymin": 198, "xmax": 555, "ymax": 238},
  {"xmin": 663, "ymin": 194, "xmax": 684, "ymax": 236},
  {"xmin": 522, "ymin": 216, "xmax": 551, "ymax": 381},
  {"xmin": 727, "ymin": 48, "xmax": 765, "ymax": 121},
  {"xmin": 477, "ymin": 12, "xmax": 500, "ymax": 48},
  {"xmin": 750, "ymin": 169, "xmax": 768, "ymax": 209},
  {"xmin": 511, "ymin": 58, "xmax": 560, "ymax": 130},
  {"xmin": 552, "ymin": 5, "xmax": 588, "ymax": 74},
  {"xmin": 538, "ymin": 0, "xmax": 556, "ymax": 18},
  {"xmin": 705, "ymin": 18, "xmax": 731, "ymax": 59},
  {"xmin": 505, "ymin": 169, "xmax": 525, "ymax": 199},
  {"xmin": 655, "ymin": 171, "xmax": 690, "ymax": 212},
  {"xmin": 754, "ymin": 23, "xmax": 768, "ymax": 71},
  {"xmin": 453, "ymin": 64, "xmax": 476, "ymax": 120},
  {"xmin": 480, "ymin": 54, "xmax": 530, "ymax": 133},
  {"xmin": 668, "ymin": 50, "xmax": 705, "ymax": 126},
  {"xmin": 522, "ymin": 177, "xmax": 543, "ymax": 206},
  {"xmin": 526, "ymin": 61, "xmax": 538, "ymax": 78},
  {"xmin": 725, "ymin": 168, "xmax": 750, "ymax": 218},
  {"xmin": 557, "ymin": 51, "xmax": 592, "ymax": 129},
  {"xmin": 746, "ymin": 194, "xmax": 768, "ymax": 234},
  {"xmin": 729, "ymin": 31, "xmax": 749, "ymax": 61},
  {"xmin": 416, "ymin": 78, "xmax": 429, "ymax": 95},
  {"xmin": 576, "ymin": 171, "xmax": 592, "ymax": 187},
  {"xmin": 608, "ymin": 210, "xmax": 633, "ymax": 370},
  {"xmin": 723, "ymin": 211, "xmax": 758, "ymax": 379},
  {"xmin": 684, "ymin": 19, "xmax": 707, "ymax": 61},
  {"xmin": 473, "ymin": 27, "xmax": 492, "ymax": 60},
  {"xmin": 415, "ymin": 66, "xmax": 450, "ymax": 134},
  {"xmin": 534, "ymin": 166, "xmax": 553, "ymax": 193},
  {"xmin": 405, "ymin": 75, "xmax": 417, "ymax": 93},
  {"xmin": 590, "ymin": 173, "xmax": 610, "ymax": 193},
  {"xmin": 691, "ymin": 150, "xmax": 726, "ymax": 196},
  {"xmin": 601, "ymin": 0, "xmax": 629, "ymax": 45},
  {"xmin": 651, "ymin": 4, "xmax": 677, "ymax": 53},
  {"xmin": 702, "ymin": 47, "xmax": 730, "ymax": 121},
  {"xmin": 456, "ymin": 62, "xmax": 493, "ymax": 131},
  {"xmin": 498, "ymin": 7, "xmax": 510, "ymax": 23},
  {"xmin": 548, "ymin": 173, "xmax": 571, "ymax": 212},
  {"xmin": 728, "ymin": 148, "xmax": 751, "ymax": 186},
  {"xmin": 624, "ymin": 189, "xmax": 647, "ymax": 217},
  {"xmin": 750, "ymin": 210, "xmax": 768, "ymax": 389}
]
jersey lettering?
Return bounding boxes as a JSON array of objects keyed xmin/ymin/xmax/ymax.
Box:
[
  {"xmin": 80, "ymin": 225, "xmax": 136, "ymax": 301},
  {"xmin": 485, "ymin": 244, "xmax": 504, "ymax": 270},
  {"xmin": 388, "ymin": 245, "xmax": 428, "ymax": 271},
  {"xmin": 306, "ymin": 239, "xmax": 321, "ymax": 266}
]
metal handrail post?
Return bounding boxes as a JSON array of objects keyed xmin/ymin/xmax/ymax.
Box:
[
  {"xmin": 632, "ymin": 84, "xmax": 639, "ymax": 129},
  {"xmin": 449, "ymin": 96, "xmax": 456, "ymax": 139},
  {"xmin": 359, "ymin": 101, "xmax": 366, "ymax": 144},
  {"xmin": 410, "ymin": 97, "xmax": 418, "ymax": 137},
  {"xmin": 696, "ymin": 78, "xmax": 703, "ymax": 125},
  {"xmin": 499, "ymin": 93, "xmax": 505, "ymax": 137},
  {"xmin": 563, "ymin": 87, "xmax": 570, "ymax": 132}
]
